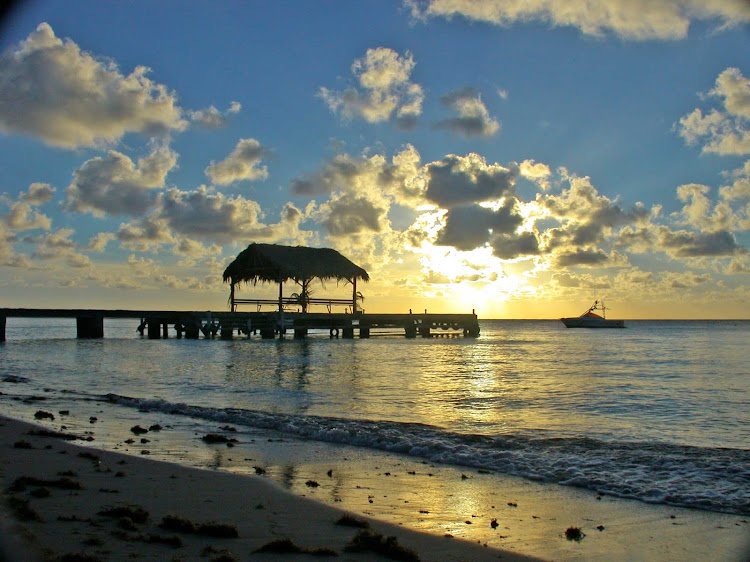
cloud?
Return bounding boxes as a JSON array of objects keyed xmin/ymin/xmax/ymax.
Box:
[
  {"xmin": 554, "ymin": 248, "xmax": 612, "ymax": 267},
  {"xmin": 663, "ymin": 270, "xmax": 712, "ymax": 289},
  {"xmin": 29, "ymin": 228, "xmax": 92, "ymax": 267},
  {"xmin": 65, "ymin": 145, "xmax": 177, "ymax": 217},
  {"xmin": 158, "ymin": 186, "xmax": 265, "ymax": 242},
  {"xmin": 116, "ymin": 186, "xmax": 306, "ymax": 250},
  {"xmin": 409, "ymin": 0, "xmax": 750, "ymax": 40},
  {"xmin": 2, "ymin": 201, "xmax": 52, "ymax": 231},
  {"xmin": 519, "ymin": 160, "xmax": 552, "ymax": 190},
  {"xmin": 656, "ymin": 226, "xmax": 745, "ymax": 257},
  {"xmin": 189, "ymin": 101, "xmax": 241, "ymax": 129},
  {"xmin": 676, "ymin": 68, "xmax": 750, "ymax": 156},
  {"xmin": 720, "ymin": 159, "xmax": 750, "ymax": 202},
  {"xmin": 0, "ymin": 23, "xmax": 187, "ymax": 149},
  {"xmin": 87, "ymin": 232, "xmax": 116, "ymax": 252},
  {"xmin": 675, "ymin": 182, "xmax": 737, "ymax": 231},
  {"xmin": 434, "ymin": 88, "xmax": 500, "ymax": 137},
  {"xmin": 20, "ymin": 183, "xmax": 56, "ymax": 205},
  {"xmin": 542, "ymin": 174, "xmax": 650, "ymax": 246},
  {"xmin": 291, "ymin": 145, "xmax": 425, "ymax": 208},
  {"xmin": 423, "ymin": 153, "xmax": 517, "ymax": 208},
  {"xmin": 435, "ymin": 199, "xmax": 524, "ymax": 250},
  {"xmin": 316, "ymin": 192, "xmax": 389, "ymax": 236},
  {"xmin": 491, "ymin": 231, "xmax": 540, "ymax": 260},
  {"xmin": 725, "ymin": 258, "xmax": 750, "ymax": 274},
  {"xmin": 319, "ymin": 47, "xmax": 424, "ymax": 127},
  {"xmin": 204, "ymin": 138, "xmax": 269, "ymax": 185}
]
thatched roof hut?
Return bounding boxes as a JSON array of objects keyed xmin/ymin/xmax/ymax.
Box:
[{"xmin": 223, "ymin": 243, "xmax": 369, "ymax": 312}]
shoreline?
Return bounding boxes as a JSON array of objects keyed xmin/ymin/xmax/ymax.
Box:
[
  {"xmin": 2, "ymin": 413, "xmax": 749, "ymax": 561},
  {"xmin": 0, "ymin": 415, "xmax": 534, "ymax": 561}
]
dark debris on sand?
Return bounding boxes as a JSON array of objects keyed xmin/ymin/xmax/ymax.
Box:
[
  {"xmin": 202, "ymin": 433, "xmax": 238, "ymax": 444},
  {"xmin": 158, "ymin": 514, "xmax": 239, "ymax": 538},
  {"xmin": 564, "ymin": 526, "xmax": 585, "ymax": 541},
  {"xmin": 344, "ymin": 529, "xmax": 420, "ymax": 562},
  {"xmin": 253, "ymin": 538, "xmax": 337, "ymax": 556},
  {"xmin": 98, "ymin": 504, "xmax": 149, "ymax": 524},
  {"xmin": 334, "ymin": 515, "xmax": 370, "ymax": 529}
]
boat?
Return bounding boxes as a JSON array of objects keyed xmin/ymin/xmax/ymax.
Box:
[{"xmin": 560, "ymin": 300, "xmax": 625, "ymax": 328}]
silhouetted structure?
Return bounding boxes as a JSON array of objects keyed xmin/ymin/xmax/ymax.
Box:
[{"xmin": 222, "ymin": 243, "xmax": 369, "ymax": 314}]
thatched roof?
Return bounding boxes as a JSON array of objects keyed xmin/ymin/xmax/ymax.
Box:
[{"xmin": 223, "ymin": 243, "xmax": 369, "ymax": 286}]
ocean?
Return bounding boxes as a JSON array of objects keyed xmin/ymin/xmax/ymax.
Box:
[{"xmin": 2, "ymin": 318, "xmax": 749, "ymax": 533}]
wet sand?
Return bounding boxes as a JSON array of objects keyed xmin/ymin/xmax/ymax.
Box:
[
  {"xmin": 0, "ymin": 415, "xmax": 537, "ymax": 561},
  {"xmin": 2, "ymin": 412, "xmax": 748, "ymax": 561}
]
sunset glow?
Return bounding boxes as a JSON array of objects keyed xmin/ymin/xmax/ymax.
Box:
[{"xmin": 0, "ymin": 2, "xmax": 749, "ymax": 318}]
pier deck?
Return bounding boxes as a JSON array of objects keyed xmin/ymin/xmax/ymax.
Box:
[{"xmin": 0, "ymin": 308, "xmax": 480, "ymax": 341}]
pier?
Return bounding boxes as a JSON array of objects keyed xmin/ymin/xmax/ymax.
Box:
[
  {"xmin": 0, "ymin": 308, "xmax": 480, "ymax": 342},
  {"xmin": 1, "ymin": 244, "xmax": 481, "ymax": 342}
]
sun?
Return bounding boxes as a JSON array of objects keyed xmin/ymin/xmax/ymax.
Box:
[{"xmin": 416, "ymin": 245, "xmax": 531, "ymax": 311}]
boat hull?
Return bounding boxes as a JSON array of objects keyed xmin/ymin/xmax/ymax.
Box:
[{"xmin": 561, "ymin": 317, "xmax": 625, "ymax": 328}]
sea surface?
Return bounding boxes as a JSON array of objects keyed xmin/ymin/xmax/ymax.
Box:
[{"xmin": 1, "ymin": 318, "xmax": 749, "ymax": 518}]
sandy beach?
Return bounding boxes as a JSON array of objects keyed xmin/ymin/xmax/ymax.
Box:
[
  {"xmin": 0, "ymin": 415, "xmax": 537, "ymax": 561},
  {"xmin": 1, "ymin": 412, "xmax": 749, "ymax": 561}
]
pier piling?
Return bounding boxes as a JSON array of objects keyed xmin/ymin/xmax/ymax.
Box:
[{"xmin": 76, "ymin": 315, "xmax": 103, "ymax": 339}]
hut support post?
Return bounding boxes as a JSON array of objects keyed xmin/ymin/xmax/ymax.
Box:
[
  {"xmin": 352, "ymin": 277, "xmax": 357, "ymax": 314},
  {"xmin": 0, "ymin": 316, "xmax": 5, "ymax": 342},
  {"xmin": 230, "ymin": 282, "xmax": 235, "ymax": 312},
  {"xmin": 278, "ymin": 280, "xmax": 283, "ymax": 313}
]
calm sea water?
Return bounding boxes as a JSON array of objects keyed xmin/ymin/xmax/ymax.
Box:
[{"xmin": 1, "ymin": 318, "xmax": 749, "ymax": 516}]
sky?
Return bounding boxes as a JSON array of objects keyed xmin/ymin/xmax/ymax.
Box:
[{"xmin": 0, "ymin": 1, "xmax": 749, "ymax": 319}]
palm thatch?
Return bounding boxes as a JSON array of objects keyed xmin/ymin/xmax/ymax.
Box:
[{"xmin": 223, "ymin": 243, "xmax": 369, "ymax": 286}]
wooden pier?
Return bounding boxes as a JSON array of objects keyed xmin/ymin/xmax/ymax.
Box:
[{"xmin": 0, "ymin": 308, "xmax": 480, "ymax": 341}]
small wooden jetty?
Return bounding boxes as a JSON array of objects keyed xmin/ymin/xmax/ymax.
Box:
[
  {"xmin": 1, "ymin": 244, "xmax": 480, "ymax": 341},
  {"xmin": 0, "ymin": 308, "xmax": 480, "ymax": 341}
]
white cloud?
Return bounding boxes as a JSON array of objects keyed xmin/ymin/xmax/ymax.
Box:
[
  {"xmin": 410, "ymin": 0, "xmax": 750, "ymax": 40},
  {"xmin": 519, "ymin": 159, "xmax": 552, "ymax": 190},
  {"xmin": 291, "ymin": 145, "xmax": 425, "ymax": 208},
  {"xmin": 0, "ymin": 23, "xmax": 187, "ymax": 149},
  {"xmin": 204, "ymin": 138, "xmax": 269, "ymax": 185},
  {"xmin": 65, "ymin": 145, "xmax": 178, "ymax": 216},
  {"xmin": 20, "ymin": 183, "xmax": 56, "ymax": 205},
  {"xmin": 87, "ymin": 232, "xmax": 115, "ymax": 252},
  {"xmin": 434, "ymin": 88, "xmax": 500, "ymax": 137},
  {"xmin": 2, "ymin": 201, "xmax": 52, "ymax": 231},
  {"xmin": 676, "ymin": 68, "xmax": 750, "ymax": 156},
  {"xmin": 319, "ymin": 47, "xmax": 424, "ymax": 128},
  {"xmin": 316, "ymin": 192, "xmax": 389, "ymax": 236},
  {"xmin": 189, "ymin": 101, "xmax": 241, "ymax": 129},
  {"xmin": 116, "ymin": 187, "xmax": 307, "ymax": 250},
  {"xmin": 28, "ymin": 228, "xmax": 93, "ymax": 268}
]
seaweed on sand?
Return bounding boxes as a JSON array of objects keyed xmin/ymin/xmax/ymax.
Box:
[
  {"xmin": 334, "ymin": 515, "xmax": 370, "ymax": 529},
  {"xmin": 158, "ymin": 515, "xmax": 238, "ymax": 538},
  {"xmin": 8, "ymin": 475, "xmax": 82, "ymax": 492},
  {"xmin": 6, "ymin": 496, "xmax": 43, "ymax": 522},
  {"xmin": 202, "ymin": 433, "xmax": 238, "ymax": 444},
  {"xmin": 564, "ymin": 526, "xmax": 585, "ymax": 541},
  {"xmin": 253, "ymin": 538, "xmax": 337, "ymax": 556},
  {"xmin": 98, "ymin": 505, "xmax": 149, "ymax": 524},
  {"xmin": 59, "ymin": 553, "xmax": 104, "ymax": 562},
  {"xmin": 158, "ymin": 514, "xmax": 196, "ymax": 533},
  {"xmin": 28, "ymin": 428, "xmax": 81, "ymax": 440},
  {"xmin": 344, "ymin": 529, "xmax": 419, "ymax": 562}
]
